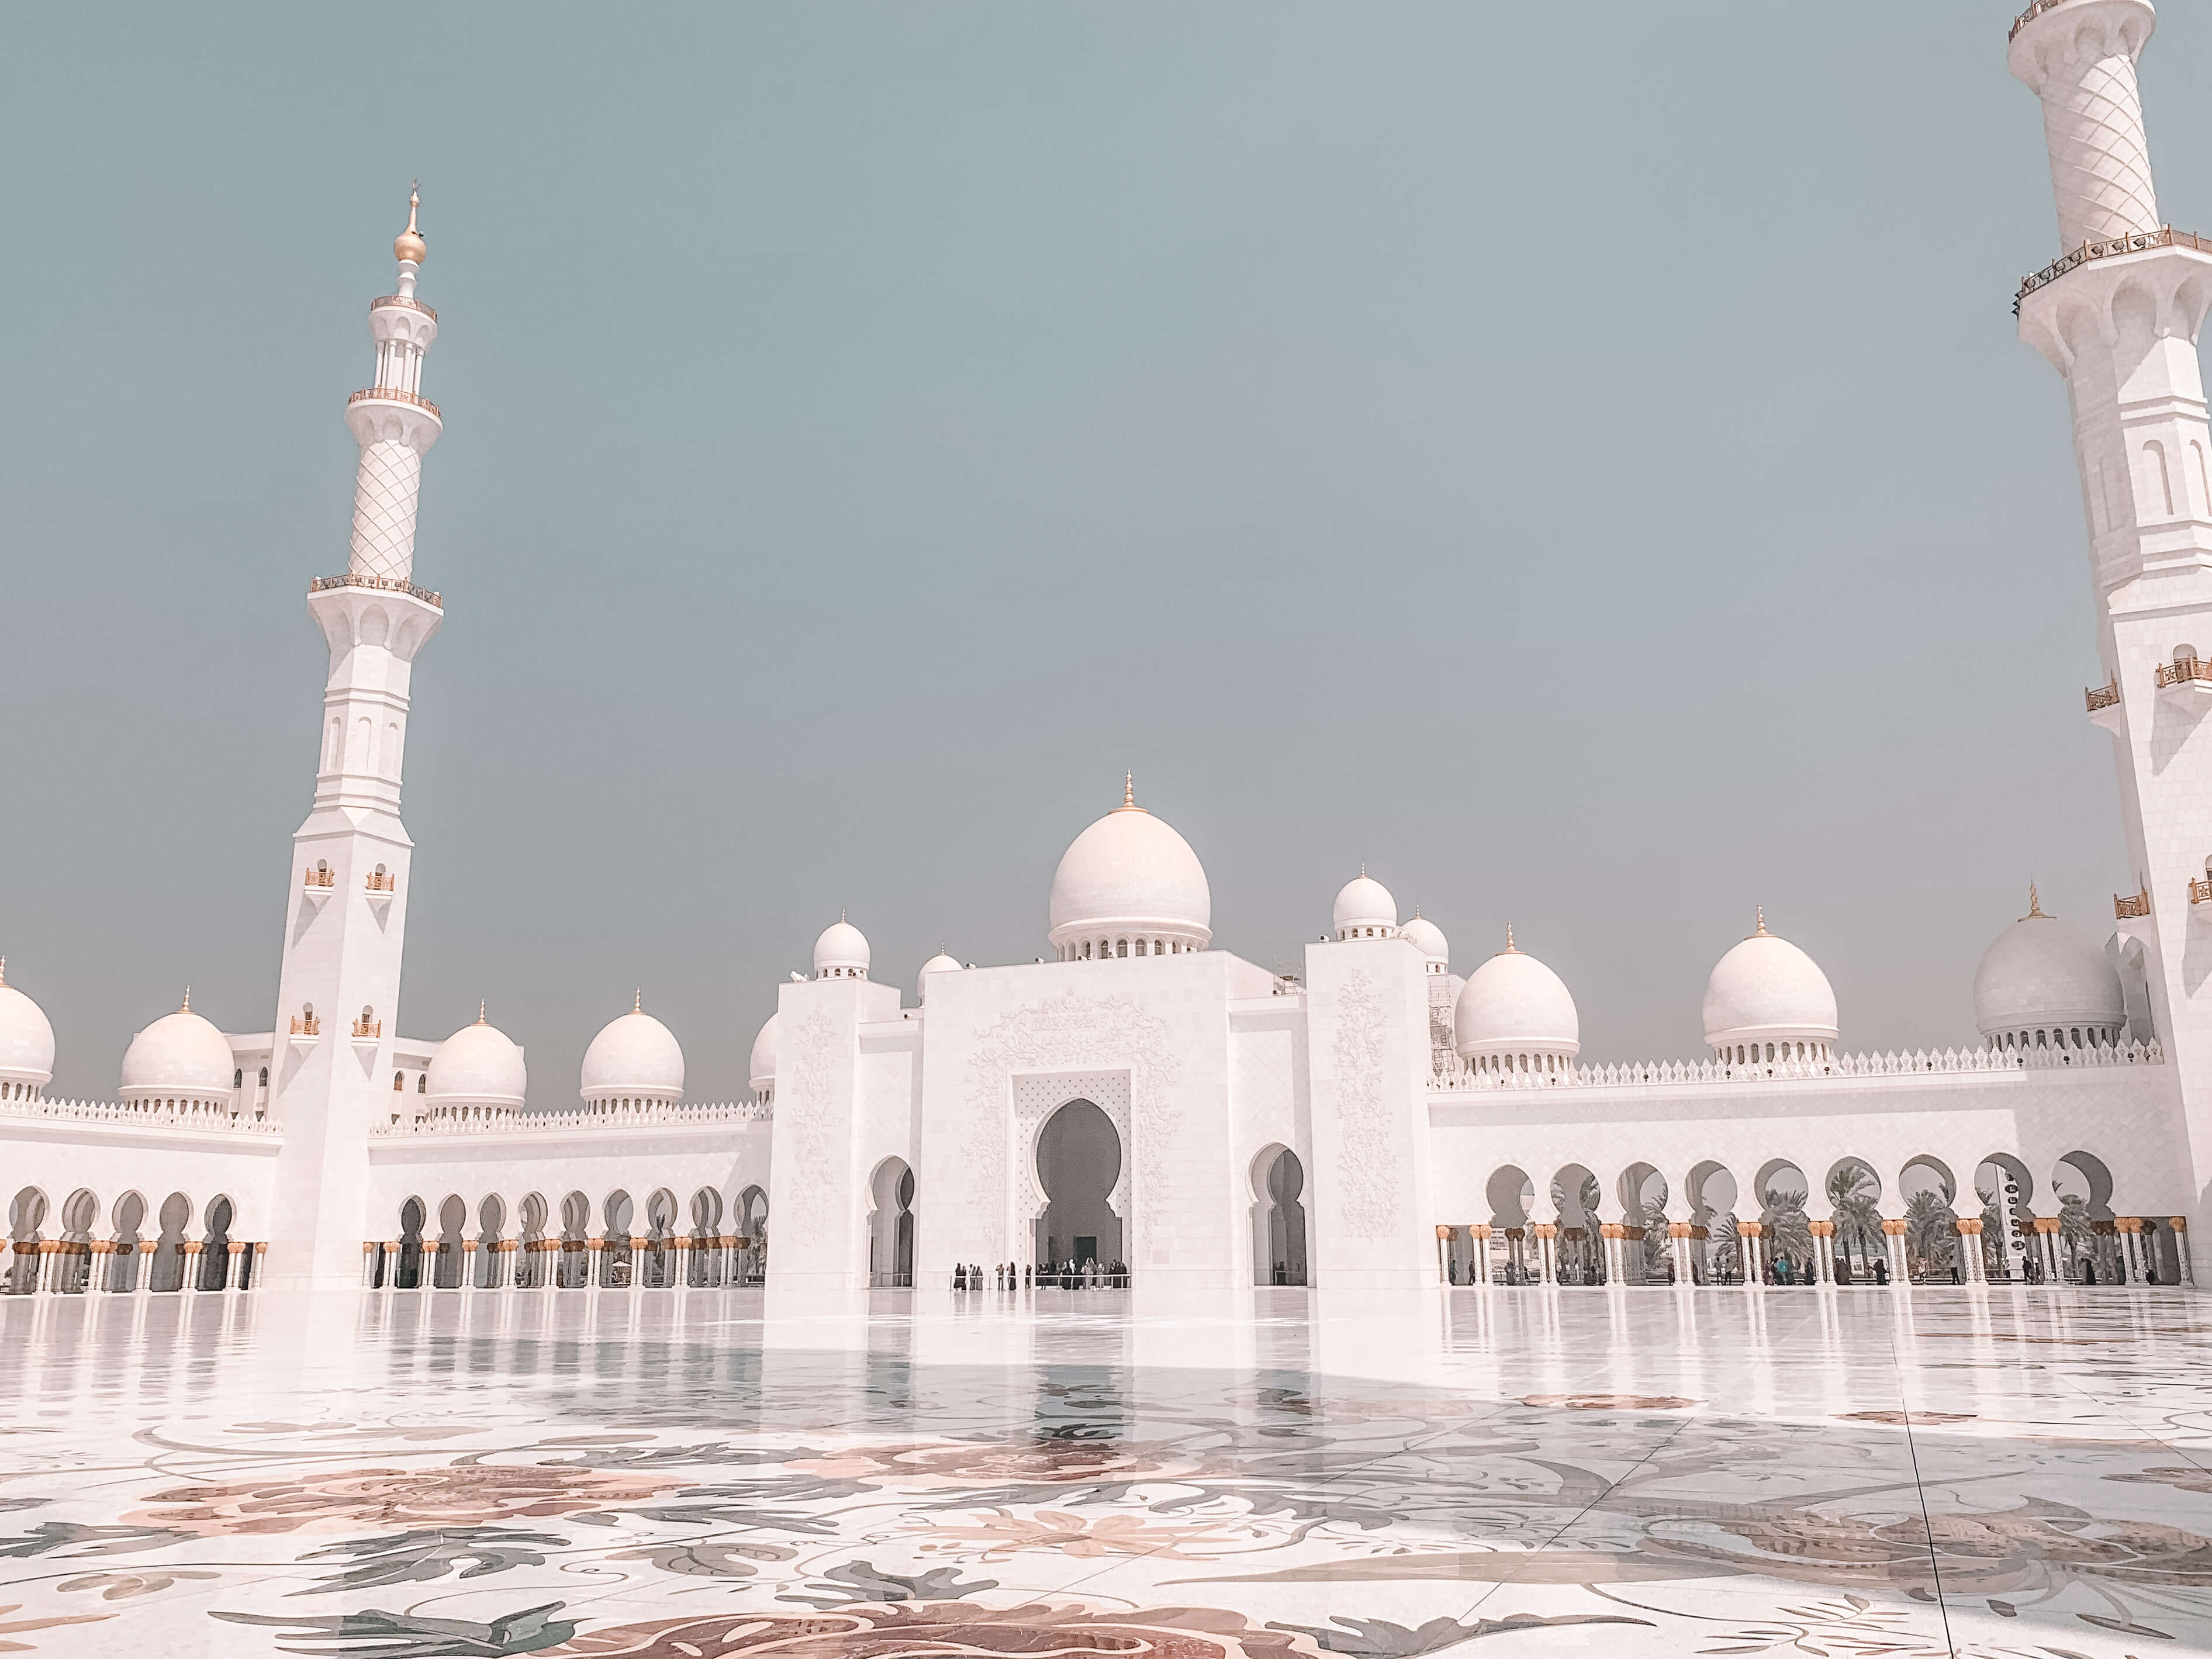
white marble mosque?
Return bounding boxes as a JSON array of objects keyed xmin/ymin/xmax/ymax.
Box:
[{"xmin": 4, "ymin": 4, "xmax": 2212, "ymax": 1312}]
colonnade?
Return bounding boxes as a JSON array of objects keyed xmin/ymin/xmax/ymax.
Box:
[
  {"xmin": 5, "ymin": 1238, "xmax": 262, "ymax": 1295},
  {"xmin": 1434, "ymin": 1215, "xmax": 2192, "ymax": 1288},
  {"xmin": 363, "ymin": 1233, "xmax": 762, "ymax": 1291}
]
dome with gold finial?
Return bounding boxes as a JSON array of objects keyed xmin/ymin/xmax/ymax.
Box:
[
  {"xmin": 393, "ymin": 184, "xmax": 427, "ymax": 267},
  {"xmin": 426, "ymin": 1004, "xmax": 526, "ymax": 1112},
  {"xmin": 1972, "ymin": 884, "xmax": 2124, "ymax": 1052},
  {"xmin": 119, "ymin": 990, "xmax": 236, "ymax": 1103},
  {"xmin": 1048, "ymin": 774, "xmax": 1211, "ymax": 959},
  {"xmin": 1703, "ymin": 907, "xmax": 1838, "ymax": 1062},
  {"xmin": 1454, "ymin": 926, "xmax": 1580, "ymax": 1066},
  {"xmin": 579, "ymin": 991, "xmax": 685, "ymax": 1104}
]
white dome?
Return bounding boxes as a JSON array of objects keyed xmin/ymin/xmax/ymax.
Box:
[
  {"xmin": 579, "ymin": 1001, "xmax": 685, "ymax": 1102},
  {"xmin": 1703, "ymin": 913, "xmax": 1838, "ymax": 1050},
  {"xmin": 119, "ymin": 997, "xmax": 235, "ymax": 1101},
  {"xmin": 749, "ymin": 1012, "xmax": 779, "ymax": 1094},
  {"xmin": 814, "ymin": 916, "xmax": 870, "ymax": 979},
  {"xmin": 1454, "ymin": 936, "xmax": 1580, "ymax": 1057},
  {"xmin": 1333, "ymin": 872, "xmax": 1397, "ymax": 939},
  {"xmin": 0, "ymin": 969, "xmax": 56, "ymax": 1090},
  {"xmin": 1048, "ymin": 780, "xmax": 1212, "ymax": 954},
  {"xmin": 917, "ymin": 952, "xmax": 962, "ymax": 1001},
  {"xmin": 426, "ymin": 1013, "xmax": 527, "ymax": 1110},
  {"xmin": 1399, "ymin": 912, "xmax": 1449, "ymax": 967},
  {"xmin": 1973, "ymin": 896, "xmax": 2124, "ymax": 1043}
]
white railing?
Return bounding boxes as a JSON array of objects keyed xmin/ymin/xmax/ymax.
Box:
[
  {"xmin": 0, "ymin": 1095, "xmax": 279, "ymax": 1134},
  {"xmin": 1430, "ymin": 1041, "xmax": 2162, "ymax": 1093},
  {"xmin": 372, "ymin": 1098, "xmax": 770, "ymax": 1138}
]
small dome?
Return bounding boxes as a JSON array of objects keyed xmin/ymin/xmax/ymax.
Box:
[
  {"xmin": 815, "ymin": 915, "xmax": 870, "ymax": 979},
  {"xmin": 579, "ymin": 998, "xmax": 685, "ymax": 1102},
  {"xmin": 749, "ymin": 1012, "xmax": 779, "ymax": 1094},
  {"xmin": 119, "ymin": 994, "xmax": 234, "ymax": 1101},
  {"xmin": 1333, "ymin": 870, "xmax": 1397, "ymax": 939},
  {"xmin": 1703, "ymin": 910, "xmax": 1838, "ymax": 1052},
  {"xmin": 426, "ymin": 1010, "xmax": 527, "ymax": 1110},
  {"xmin": 1454, "ymin": 934, "xmax": 1580, "ymax": 1057},
  {"xmin": 0, "ymin": 963, "xmax": 56, "ymax": 1090},
  {"xmin": 1048, "ymin": 777, "xmax": 1212, "ymax": 955},
  {"xmin": 1973, "ymin": 890, "xmax": 2124, "ymax": 1044},
  {"xmin": 1399, "ymin": 912, "xmax": 1449, "ymax": 967},
  {"xmin": 917, "ymin": 952, "xmax": 962, "ymax": 1001}
]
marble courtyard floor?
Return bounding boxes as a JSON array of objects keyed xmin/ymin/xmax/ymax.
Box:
[{"xmin": 0, "ymin": 1285, "xmax": 2207, "ymax": 1658}]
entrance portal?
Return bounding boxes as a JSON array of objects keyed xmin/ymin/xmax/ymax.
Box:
[{"xmin": 1035, "ymin": 1100, "xmax": 1122, "ymax": 1278}]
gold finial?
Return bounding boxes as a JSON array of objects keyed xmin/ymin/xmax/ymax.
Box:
[
  {"xmin": 0, "ymin": 956, "xmax": 7, "ymax": 987},
  {"xmin": 181, "ymin": 987, "xmax": 192, "ymax": 1012},
  {"xmin": 1360, "ymin": 861, "xmax": 1367, "ymax": 879},
  {"xmin": 2026, "ymin": 882, "xmax": 2047, "ymax": 919},
  {"xmin": 839, "ymin": 908, "xmax": 847, "ymax": 924},
  {"xmin": 393, "ymin": 181, "xmax": 427, "ymax": 267},
  {"xmin": 633, "ymin": 988, "xmax": 643, "ymax": 1014},
  {"xmin": 1753, "ymin": 905, "xmax": 1769, "ymax": 938},
  {"xmin": 476, "ymin": 1000, "xmax": 488, "ymax": 1025},
  {"xmin": 1504, "ymin": 924, "xmax": 1518, "ymax": 953}
]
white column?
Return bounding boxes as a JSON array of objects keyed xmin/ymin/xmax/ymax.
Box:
[
  {"xmin": 2175, "ymin": 1219, "xmax": 2196, "ymax": 1285},
  {"xmin": 1670, "ymin": 1228, "xmax": 1692, "ymax": 1287},
  {"xmin": 1473, "ymin": 1226, "xmax": 1493, "ymax": 1289}
]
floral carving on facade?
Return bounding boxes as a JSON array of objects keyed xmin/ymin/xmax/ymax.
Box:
[{"xmin": 1329, "ymin": 968, "xmax": 1399, "ymax": 1240}]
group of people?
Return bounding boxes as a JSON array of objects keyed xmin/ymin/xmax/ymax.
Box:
[{"xmin": 951, "ymin": 1260, "xmax": 1130, "ymax": 1291}]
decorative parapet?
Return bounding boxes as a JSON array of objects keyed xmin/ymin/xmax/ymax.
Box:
[
  {"xmin": 0, "ymin": 1095, "xmax": 278, "ymax": 1135},
  {"xmin": 371, "ymin": 1099, "xmax": 771, "ymax": 1138},
  {"xmin": 2086, "ymin": 679, "xmax": 2121, "ymax": 713},
  {"xmin": 351, "ymin": 1015, "xmax": 382, "ymax": 1038},
  {"xmin": 2015, "ymin": 227, "xmax": 2212, "ymax": 315},
  {"xmin": 1429, "ymin": 1040, "xmax": 2162, "ymax": 1093},
  {"xmin": 370, "ymin": 294, "xmax": 437, "ymax": 322},
  {"xmin": 290, "ymin": 1011, "xmax": 320, "ymax": 1036},
  {"xmin": 2190, "ymin": 876, "xmax": 2212, "ymax": 905},
  {"xmin": 2116, "ymin": 885, "xmax": 2152, "ymax": 920},
  {"xmin": 304, "ymin": 866, "xmax": 336, "ymax": 889},
  {"xmin": 309, "ymin": 573, "xmax": 443, "ymax": 610},
  {"xmin": 366, "ymin": 870, "xmax": 396, "ymax": 893}
]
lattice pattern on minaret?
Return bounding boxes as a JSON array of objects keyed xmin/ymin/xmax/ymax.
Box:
[
  {"xmin": 349, "ymin": 440, "xmax": 421, "ymax": 583},
  {"xmin": 2037, "ymin": 37, "xmax": 2159, "ymax": 249}
]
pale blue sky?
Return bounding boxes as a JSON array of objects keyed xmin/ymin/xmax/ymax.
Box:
[{"xmin": 5, "ymin": 4, "xmax": 2208, "ymax": 1100}]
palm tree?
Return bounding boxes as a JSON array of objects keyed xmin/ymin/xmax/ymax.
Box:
[
  {"xmin": 1905, "ymin": 1188, "xmax": 1957, "ymax": 1283},
  {"xmin": 1762, "ymin": 1180, "xmax": 1814, "ymax": 1281},
  {"xmin": 1640, "ymin": 1195, "xmax": 1672, "ymax": 1280},
  {"xmin": 1826, "ymin": 1165, "xmax": 1883, "ymax": 1276},
  {"xmin": 1708, "ymin": 1211, "xmax": 1742, "ymax": 1283},
  {"xmin": 2058, "ymin": 1193, "xmax": 2096, "ymax": 1283}
]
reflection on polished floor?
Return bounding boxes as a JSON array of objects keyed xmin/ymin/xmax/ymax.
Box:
[{"xmin": 0, "ymin": 1284, "xmax": 2207, "ymax": 1657}]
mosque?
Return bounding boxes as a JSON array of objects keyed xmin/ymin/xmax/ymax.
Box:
[{"xmin": 1, "ymin": 0, "xmax": 2208, "ymax": 1300}]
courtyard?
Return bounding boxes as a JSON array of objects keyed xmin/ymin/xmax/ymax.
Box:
[{"xmin": 0, "ymin": 1284, "xmax": 2205, "ymax": 1656}]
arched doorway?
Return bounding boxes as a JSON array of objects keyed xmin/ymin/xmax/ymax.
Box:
[
  {"xmin": 868, "ymin": 1159, "xmax": 915, "ymax": 1287},
  {"xmin": 736, "ymin": 1187, "xmax": 769, "ymax": 1285},
  {"xmin": 1251, "ymin": 1146, "xmax": 1308, "ymax": 1285},
  {"xmin": 1035, "ymin": 1099, "xmax": 1122, "ymax": 1283}
]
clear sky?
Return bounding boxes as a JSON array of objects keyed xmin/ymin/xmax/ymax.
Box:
[{"xmin": 5, "ymin": 4, "xmax": 2208, "ymax": 1102}]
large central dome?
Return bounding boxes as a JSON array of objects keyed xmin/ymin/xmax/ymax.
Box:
[{"xmin": 1048, "ymin": 778, "xmax": 1212, "ymax": 959}]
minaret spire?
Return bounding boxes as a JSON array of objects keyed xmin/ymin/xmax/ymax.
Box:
[{"xmin": 345, "ymin": 185, "xmax": 443, "ymax": 588}]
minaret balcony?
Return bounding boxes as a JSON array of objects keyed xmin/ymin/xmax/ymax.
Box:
[
  {"xmin": 2085, "ymin": 678, "xmax": 2123, "ymax": 732},
  {"xmin": 308, "ymin": 573, "xmax": 443, "ymax": 610},
  {"xmin": 347, "ymin": 385, "xmax": 441, "ymax": 419},
  {"xmin": 370, "ymin": 294, "xmax": 437, "ymax": 323},
  {"xmin": 2189, "ymin": 876, "xmax": 2212, "ymax": 907},
  {"xmin": 2155, "ymin": 654, "xmax": 2212, "ymax": 711},
  {"xmin": 2014, "ymin": 226, "xmax": 2212, "ymax": 317},
  {"xmin": 2114, "ymin": 886, "xmax": 2152, "ymax": 921}
]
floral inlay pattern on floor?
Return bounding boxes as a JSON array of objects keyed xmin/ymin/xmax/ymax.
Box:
[{"xmin": 0, "ymin": 1286, "xmax": 2207, "ymax": 1657}]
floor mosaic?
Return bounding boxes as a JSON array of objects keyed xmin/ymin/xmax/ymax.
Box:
[{"xmin": 0, "ymin": 1284, "xmax": 2207, "ymax": 1657}]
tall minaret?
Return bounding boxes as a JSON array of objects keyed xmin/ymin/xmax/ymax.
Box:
[
  {"xmin": 261, "ymin": 192, "xmax": 447, "ymax": 1290},
  {"xmin": 2011, "ymin": 0, "xmax": 2212, "ymax": 1266}
]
